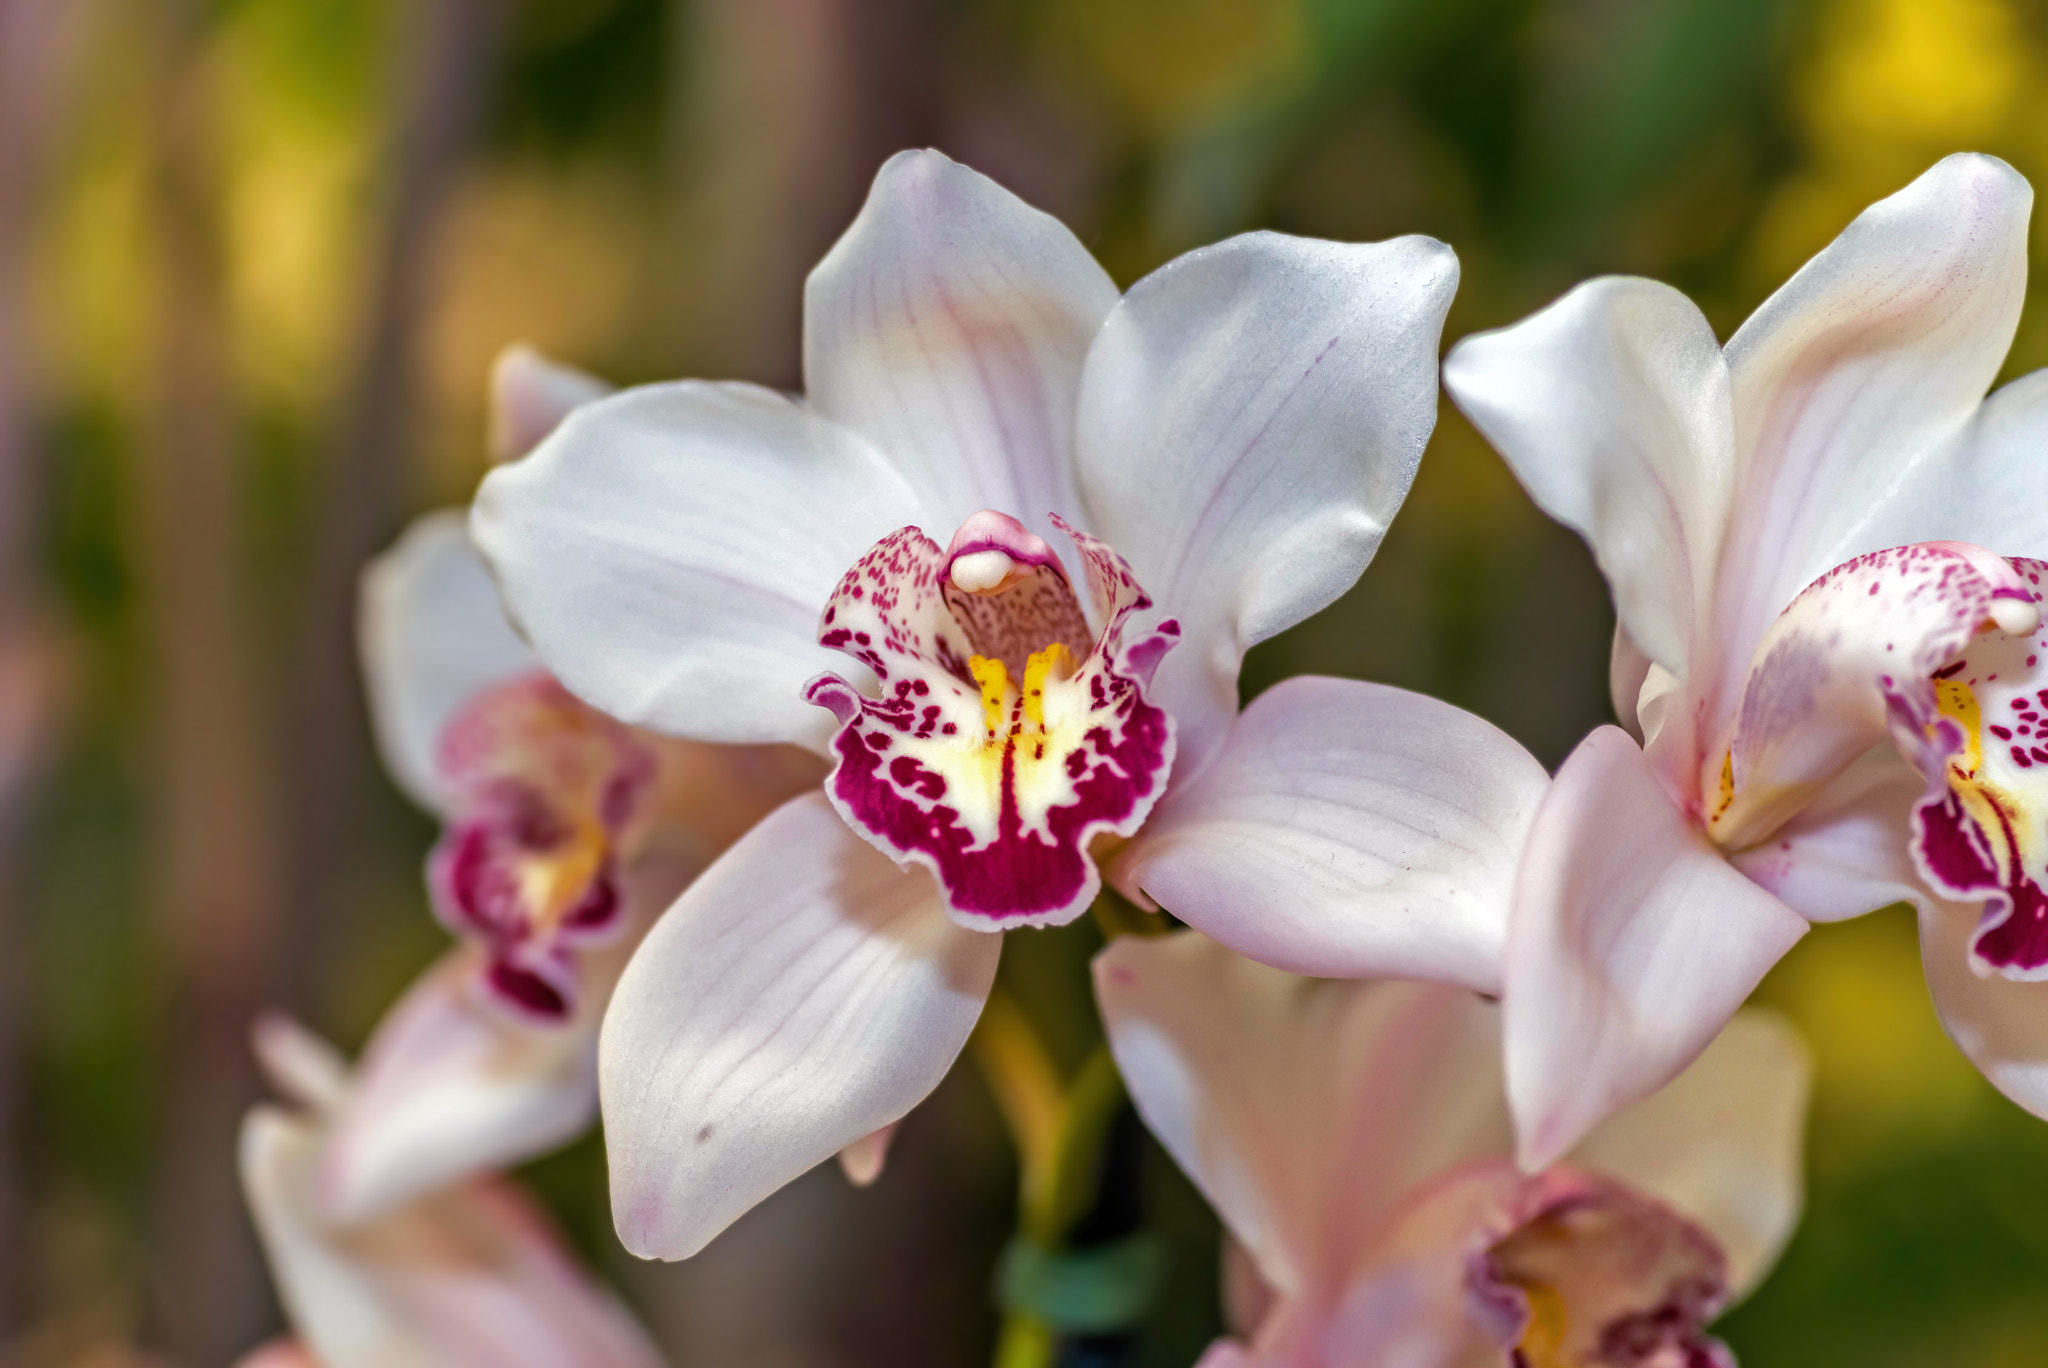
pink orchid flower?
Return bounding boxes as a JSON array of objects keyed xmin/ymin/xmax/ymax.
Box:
[
  {"xmin": 1442, "ymin": 152, "xmax": 2048, "ymax": 1166},
  {"xmin": 237, "ymin": 1015, "xmax": 668, "ymax": 1368},
  {"xmin": 472, "ymin": 149, "xmax": 1551, "ymax": 1259},
  {"xmin": 1096, "ymin": 932, "xmax": 1810, "ymax": 1368},
  {"xmin": 316, "ymin": 349, "xmax": 817, "ymax": 1224}
]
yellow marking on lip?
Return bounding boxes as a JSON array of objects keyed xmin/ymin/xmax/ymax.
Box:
[
  {"xmin": 968, "ymin": 655, "xmax": 1012, "ymax": 734},
  {"xmin": 1022, "ymin": 642, "xmax": 1075, "ymax": 729},
  {"xmin": 1936, "ymin": 677, "xmax": 1984, "ymax": 778},
  {"xmin": 1513, "ymin": 1282, "xmax": 1570, "ymax": 1368}
]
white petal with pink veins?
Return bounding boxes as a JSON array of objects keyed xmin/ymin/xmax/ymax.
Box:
[
  {"xmin": 1714, "ymin": 154, "xmax": 2032, "ymax": 704},
  {"xmin": 1506, "ymin": 727, "xmax": 1808, "ymax": 1171},
  {"xmin": 599, "ymin": 793, "xmax": 1001, "ymax": 1260},
  {"xmin": 472, "ymin": 382, "xmax": 925, "ymax": 751},
  {"xmin": 805, "ymin": 149, "xmax": 1119, "ymax": 544},
  {"xmin": 1076, "ymin": 231, "xmax": 1457, "ymax": 779},
  {"xmin": 1117, "ymin": 677, "xmax": 1545, "ymax": 992}
]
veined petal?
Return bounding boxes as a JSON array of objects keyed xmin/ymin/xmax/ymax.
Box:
[
  {"xmin": 1445, "ymin": 276, "xmax": 1735, "ymax": 685},
  {"xmin": 1570, "ymin": 1009, "xmax": 1811, "ymax": 1298},
  {"xmin": 1507, "ymin": 727, "xmax": 1808, "ymax": 1170},
  {"xmin": 472, "ymin": 382, "xmax": 924, "ymax": 751},
  {"xmin": 1708, "ymin": 542, "xmax": 2037, "ymax": 853},
  {"xmin": 489, "ymin": 345, "xmax": 613, "ymax": 465},
  {"xmin": 1918, "ymin": 895, "xmax": 2048, "ymax": 1119},
  {"xmin": 805, "ymin": 518, "xmax": 1176, "ymax": 929},
  {"xmin": 600, "ymin": 793, "xmax": 1000, "ymax": 1260},
  {"xmin": 242, "ymin": 1108, "xmax": 666, "ymax": 1368},
  {"xmin": 804, "ymin": 149, "xmax": 1119, "ymax": 542},
  {"xmin": 1715, "ymin": 155, "xmax": 2032, "ymax": 702},
  {"xmin": 1730, "ymin": 751, "xmax": 1930, "ymax": 922},
  {"xmin": 1077, "ymin": 232, "xmax": 1457, "ymax": 777},
  {"xmin": 1117, "ymin": 677, "xmax": 1546, "ymax": 992},
  {"xmin": 1901, "ymin": 557, "xmax": 2048, "ymax": 979},
  {"xmin": 359, "ymin": 512, "xmax": 538, "ymax": 815},
  {"xmin": 1094, "ymin": 933, "xmax": 1509, "ymax": 1305}
]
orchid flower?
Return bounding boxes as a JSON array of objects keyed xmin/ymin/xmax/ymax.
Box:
[
  {"xmin": 472, "ymin": 149, "xmax": 1551, "ymax": 1259},
  {"xmin": 237, "ymin": 1014, "xmax": 668, "ymax": 1368},
  {"xmin": 1442, "ymin": 152, "xmax": 2048, "ymax": 1166},
  {"xmin": 1095, "ymin": 932, "xmax": 1810, "ymax": 1368},
  {"xmin": 318, "ymin": 348, "xmax": 819, "ymax": 1223}
]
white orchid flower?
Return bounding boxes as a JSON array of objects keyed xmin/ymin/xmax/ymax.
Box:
[
  {"xmin": 1096, "ymin": 932, "xmax": 1810, "ymax": 1368},
  {"xmin": 472, "ymin": 149, "xmax": 1550, "ymax": 1259},
  {"xmin": 237, "ymin": 1015, "xmax": 669, "ymax": 1368},
  {"xmin": 1442, "ymin": 152, "xmax": 2048, "ymax": 1167},
  {"xmin": 319, "ymin": 349, "xmax": 817, "ymax": 1224}
]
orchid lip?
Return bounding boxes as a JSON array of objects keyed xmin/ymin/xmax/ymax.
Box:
[{"xmin": 805, "ymin": 510, "xmax": 1178, "ymax": 931}]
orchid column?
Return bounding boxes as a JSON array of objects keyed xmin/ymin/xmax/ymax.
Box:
[{"xmin": 474, "ymin": 149, "xmax": 1551, "ymax": 1259}]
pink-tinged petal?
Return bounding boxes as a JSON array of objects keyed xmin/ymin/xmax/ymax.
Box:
[
  {"xmin": 252, "ymin": 1014, "xmax": 351, "ymax": 1116},
  {"xmin": 600, "ymin": 793, "xmax": 1001, "ymax": 1260},
  {"xmin": 358, "ymin": 512, "xmax": 538, "ymax": 815},
  {"xmin": 488, "ymin": 345, "xmax": 613, "ymax": 465},
  {"xmin": 836, "ymin": 1123, "xmax": 897, "ymax": 1187},
  {"xmin": 1901, "ymin": 558, "xmax": 2048, "ymax": 979},
  {"xmin": 1570, "ymin": 1009, "xmax": 1811, "ymax": 1298},
  {"xmin": 1076, "ymin": 232, "xmax": 1457, "ymax": 777},
  {"xmin": 1507, "ymin": 727, "xmax": 1808, "ymax": 1171},
  {"xmin": 1714, "ymin": 155, "xmax": 2032, "ymax": 702},
  {"xmin": 241, "ymin": 1109, "xmax": 667, "ymax": 1368},
  {"xmin": 472, "ymin": 383, "xmax": 924, "ymax": 751},
  {"xmin": 1094, "ymin": 933, "xmax": 1509, "ymax": 1305},
  {"xmin": 1708, "ymin": 541, "xmax": 2036, "ymax": 852},
  {"xmin": 805, "ymin": 519, "xmax": 1176, "ymax": 930},
  {"xmin": 804, "ymin": 149, "xmax": 1119, "ymax": 543},
  {"xmin": 1444, "ymin": 276, "xmax": 1736, "ymax": 684},
  {"xmin": 1610, "ymin": 625, "xmax": 1654, "ymax": 743},
  {"xmin": 1730, "ymin": 751, "xmax": 1929, "ymax": 922},
  {"xmin": 1117, "ymin": 677, "xmax": 1546, "ymax": 992},
  {"xmin": 234, "ymin": 1338, "xmax": 321, "ymax": 1368},
  {"xmin": 1918, "ymin": 895, "xmax": 2048, "ymax": 1119}
]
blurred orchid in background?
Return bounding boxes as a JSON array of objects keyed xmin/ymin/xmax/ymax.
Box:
[
  {"xmin": 1445, "ymin": 152, "xmax": 2048, "ymax": 1167},
  {"xmin": 1095, "ymin": 932, "xmax": 1810, "ymax": 1368},
  {"xmin": 235, "ymin": 1014, "xmax": 667, "ymax": 1368},
  {"xmin": 312, "ymin": 347, "xmax": 818, "ymax": 1225},
  {"xmin": 473, "ymin": 148, "xmax": 1554, "ymax": 1261}
]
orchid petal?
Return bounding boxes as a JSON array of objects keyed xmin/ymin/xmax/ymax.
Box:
[
  {"xmin": 1857, "ymin": 369, "xmax": 2048, "ymax": 561},
  {"xmin": 1918, "ymin": 895, "xmax": 2048, "ymax": 1119},
  {"xmin": 1507, "ymin": 726, "xmax": 1808, "ymax": 1170},
  {"xmin": 837, "ymin": 1123, "xmax": 897, "ymax": 1187},
  {"xmin": 600, "ymin": 793, "xmax": 1000, "ymax": 1259},
  {"xmin": 489, "ymin": 345, "xmax": 613, "ymax": 465},
  {"xmin": 359, "ymin": 512, "xmax": 538, "ymax": 814},
  {"xmin": 234, "ymin": 1339, "xmax": 321, "ymax": 1368},
  {"xmin": 1570, "ymin": 1009, "xmax": 1811, "ymax": 1298},
  {"xmin": 472, "ymin": 383, "xmax": 923, "ymax": 750},
  {"xmin": 1715, "ymin": 154, "xmax": 2032, "ymax": 693},
  {"xmin": 1117, "ymin": 677, "xmax": 1545, "ymax": 992},
  {"xmin": 1610, "ymin": 625, "xmax": 1653, "ymax": 742},
  {"xmin": 1708, "ymin": 542, "xmax": 2036, "ymax": 852},
  {"xmin": 804, "ymin": 149, "xmax": 1118, "ymax": 541},
  {"xmin": 241, "ymin": 1108, "xmax": 666, "ymax": 1368},
  {"xmin": 1094, "ymin": 933, "xmax": 1508, "ymax": 1304},
  {"xmin": 1444, "ymin": 276, "xmax": 1734, "ymax": 682},
  {"xmin": 1077, "ymin": 232, "xmax": 1457, "ymax": 776},
  {"xmin": 1730, "ymin": 752, "xmax": 1930, "ymax": 922}
]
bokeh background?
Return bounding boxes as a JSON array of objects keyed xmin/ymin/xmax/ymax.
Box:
[{"xmin": 3, "ymin": 0, "xmax": 2048, "ymax": 1363}]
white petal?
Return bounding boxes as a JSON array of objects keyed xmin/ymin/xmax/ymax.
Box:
[
  {"xmin": 1918, "ymin": 895, "xmax": 2048, "ymax": 1119},
  {"xmin": 1714, "ymin": 154, "xmax": 2032, "ymax": 693},
  {"xmin": 489, "ymin": 345, "xmax": 613, "ymax": 465},
  {"xmin": 836, "ymin": 1123, "xmax": 897, "ymax": 1187},
  {"xmin": 252, "ymin": 1014, "xmax": 351, "ymax": 1116},
  {"xmin": 1858, "ymin": 368, "xmax": 2048, "ymax": 560},
  {"xmin": 1117, "ymin": 677, "xmax": 1546, "ymax": 992},
  {"xmin": 1094, "ymin": 932, "xmax": 1509, "ymax": 1303},
  {"xmin": 1506, "ymin": 727, "xmax": 1808, "ymax": 1170},
  {"xmin": 241, "ymin": 1109, "xmax": 667, "ymax": 1368},
  {"xmin": 472, "ymin": 382, "xmax": 924, "ymax": 750},
  {"xmin": 1443, "ymin": 276, "xmax": 1734, "ymax": 681},
  {"xmin": 1077, "ymin": 232, "xmax": 1457, "ymax": 776},
  {"xmin": 1609, "ymin": 625, "xmax": 1653, "ymax": 742},
  {"xmin": 1729, "ymin": 751, "xmax": 1929, "ymax": 922},
  {"xmin": 599, "ymin": 792, "xmax": 1000, "ymax": 1259},
  {"xmin": 359, "ymin": 512, "xmax": 538, "ymax": 814},
  {"xmin": 804, "ymin": 149, "xmax": 1119, "ymax": 542},
  {"xmin": 1570, "ymin": 1008, "xmax": 1812, "ymax": 1298}
]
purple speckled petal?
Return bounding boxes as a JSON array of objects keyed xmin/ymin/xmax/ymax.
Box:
[
  {"xmin": 1706, "ymin": 541, "xmax": 2037, "ymax": 853},
  {"xmin": 806, "ymin": 515, "xmax": 1177, "ymax": 929},
  {"xmin": 1902, "ymin": 556, "xmax": 2048, "ymax": 979}
]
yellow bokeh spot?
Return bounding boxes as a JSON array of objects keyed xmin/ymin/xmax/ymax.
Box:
[
  {"xmin": 1809, "ymin": 0, "xmax": 2020, "ymax": 148},
  {"xmin": 969, "ymin": 655, "xmax": 1012, "ymax": 735}
]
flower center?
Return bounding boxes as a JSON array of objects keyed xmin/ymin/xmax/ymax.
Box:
[
  {"xmin": 428, "ymin": 673, "xmax": 655, "ymax": 1019},
  {"xmin": 804, "ymin": 510, "xmax": 1179, "ymax": 930}
]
